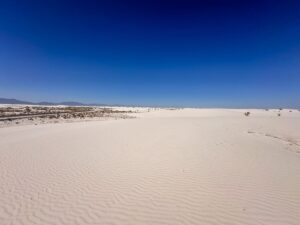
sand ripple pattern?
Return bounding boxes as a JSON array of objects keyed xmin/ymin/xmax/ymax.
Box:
[{"xmin": 1, "ymin": 110, "xmax": 300, "ymax": 225}]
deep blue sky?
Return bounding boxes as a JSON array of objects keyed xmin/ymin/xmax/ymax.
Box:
[{"xmin": 0, "ymin": 0, "xmax": 300, "ymax": 107}]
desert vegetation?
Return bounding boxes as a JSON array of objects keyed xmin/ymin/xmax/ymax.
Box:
[
  {"xmin": 244, "ymin": 112, "xmax": 250, "ymax": 116},
  {"xmin": 0, "ymin": 105, "xmax": 135, "ymax": 127}
]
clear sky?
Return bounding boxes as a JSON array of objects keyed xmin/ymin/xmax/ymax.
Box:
[{"xmin": 0, "ymin": 0, "xmax": 299, "ymax": 107}]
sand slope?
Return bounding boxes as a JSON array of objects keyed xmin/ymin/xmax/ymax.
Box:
[{"xmin": 0, "ymin": 109, "xmax": 300, "ymax": 225}]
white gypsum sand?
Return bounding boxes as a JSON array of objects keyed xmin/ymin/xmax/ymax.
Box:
[{"xmin": 0, "ymin": 108, "xmax": 299, "ymax": 225}]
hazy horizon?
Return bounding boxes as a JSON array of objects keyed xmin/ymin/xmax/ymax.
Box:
[{"xmin": 1, "ymin": 0, "xmax": 300, "ymax": 108}]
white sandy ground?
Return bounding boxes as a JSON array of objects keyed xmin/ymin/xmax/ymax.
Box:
[{"xmin": 0, "ymin": 108, "xmax": 300, "ymax": 225}]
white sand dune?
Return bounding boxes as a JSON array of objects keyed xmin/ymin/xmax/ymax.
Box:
[{"xmin": 0, "ymin": 108, "xmax": 300, "ymax": 225}]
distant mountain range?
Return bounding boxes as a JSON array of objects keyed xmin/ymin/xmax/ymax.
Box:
[{"xmin": 0, "ymin": 98, "xmax": 106, "ymax": 106}]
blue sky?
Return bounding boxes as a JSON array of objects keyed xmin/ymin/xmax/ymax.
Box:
[{"xmin": 0, "ymin": 0, "xmax": 300, "ymax": 107}]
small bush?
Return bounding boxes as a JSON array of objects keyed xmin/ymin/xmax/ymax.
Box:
[
  {"xmin": 244, "ymin": 112, "xmax": 250, "ymax": 116},
  {"xmin": 25, "ymin": 106, "xmax": 31, "ymax": 113}
]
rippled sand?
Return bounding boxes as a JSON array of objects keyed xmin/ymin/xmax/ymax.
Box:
[{"xmin": 0, "ymin": 108, "xmax": 299, "ymax": 225}]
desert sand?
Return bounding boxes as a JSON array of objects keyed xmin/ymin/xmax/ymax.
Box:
[{"xmin": 0, "ymin": 108, "xmax": 300, "ymax": 225}]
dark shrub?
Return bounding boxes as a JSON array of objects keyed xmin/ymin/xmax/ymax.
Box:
[{"xmin": 244, "ymin": 112, "xmax": 250, "ymax": 116}]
